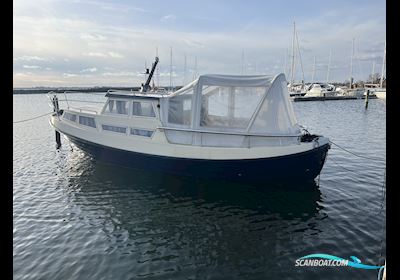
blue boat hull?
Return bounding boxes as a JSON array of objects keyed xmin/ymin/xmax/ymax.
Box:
[{"xmin": 64, "ymin": 133, "xmax": 330, "ymax": 184}]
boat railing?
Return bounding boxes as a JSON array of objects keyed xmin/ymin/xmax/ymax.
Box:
[
  {"xmin": 47, "ymin": 90, "xmax": 106, "ymax": 114},
  {"xmin": 158, "ymin": 126, "xmax": 301, "ymax": 148},
  {"xmin": 61, "ymin": 90, "xmax": 71, "ymax": 109},
  {"xmin": 68, "ymin": 107, "xmax": 100, "ymax": 114}
]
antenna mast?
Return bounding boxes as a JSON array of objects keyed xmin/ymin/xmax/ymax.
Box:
[{"xmin": 140, "ymin": 56, "xmax": 159, "ymax": 92}]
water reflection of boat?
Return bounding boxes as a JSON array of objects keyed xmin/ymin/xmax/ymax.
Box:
[
  {"xmin": 60, "ymin": 154, "xmax": 325, "ymax": 278},
  {"xmin": 66, "ymin": 158, "xmax": 324, "ymax": 221}
]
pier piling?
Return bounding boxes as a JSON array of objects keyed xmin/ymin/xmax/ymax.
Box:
[{"xmin": 55, "ymin": 131, "xmax": 61, "ymax": 149}]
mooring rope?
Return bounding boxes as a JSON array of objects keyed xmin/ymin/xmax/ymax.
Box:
[
  {"xmin": 329, "ymin": 141, "xmax": 386, "ymax": 270},
  {"xmin": 328, "ymin": 156, "xmax": 363, "ymax": 175},
  {"xmin": 328, "ymin": 153, "xmax": 386, "ymax": 272},
  {"xmin": 329, "ymin": 140, "xmax": 386, "ymax": 163},
  {"xmin": 13, "ymin": 112, "xmax": 54, "ymax": 123}
]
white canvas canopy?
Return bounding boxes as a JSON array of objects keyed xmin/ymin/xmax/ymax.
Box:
[{"xmin": 160, "ymin": 73, "xmax": 301, "ymax": 147}]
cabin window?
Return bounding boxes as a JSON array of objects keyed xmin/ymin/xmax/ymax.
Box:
[
  {"xmin": 130, "ymin": 128, "xmax": 154, "ymax": 137},
  {"xmin": 166, "ymin": 82, "xmax": 195, "ymax": 127},
  {"xmin": 132, "ymin": 101, "xmax": 156, "ymax": 117},
  {"xmin": 200, "ymin": 86, "xmax": 265, "ymax": 130},
  {"xmin": 79, "ymin": 116, "xmax": 96, "ymax": 128},
  {"xmin": 63, "ymin": 112, "xmax": 76, "ymax": 122},
  {"xmin": 102, "ymin": 124, "xmax": 127, "ymax": 134},
  {"xmin": 104, "ymin": 99, "xmax": 129, "ymax": 115},
  {"xmin": 167, "ymin": 95, "xmax": 192, "ymax": 126}
]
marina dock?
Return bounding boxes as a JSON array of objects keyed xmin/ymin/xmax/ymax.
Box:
[{"xmin": 293, "ymin": 95, "xmax": 377, "ymax": 102}]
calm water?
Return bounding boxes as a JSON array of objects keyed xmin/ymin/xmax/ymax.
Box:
[{"xmin": 13, "ymin": 94, "xmax": 386, "ymax": 279}]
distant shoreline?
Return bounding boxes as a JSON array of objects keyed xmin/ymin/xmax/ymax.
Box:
[
  {"xmin": 12, "ymin": 86, "xmax": 186, "ymax": 94},
  {"xmin": 13, "ymin": 82, "xmax": 380, "ymax": 94},
  {"xmin": 13, "ymin": 87, "xmax": 141, "ymax": 94}
]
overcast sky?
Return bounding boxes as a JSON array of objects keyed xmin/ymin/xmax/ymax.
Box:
[{"xmin": 13, "ymin": 0, "xmax": 386, "ymax": 87}]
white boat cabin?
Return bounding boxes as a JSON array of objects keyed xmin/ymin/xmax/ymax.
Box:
[
  {"xmin": 160, "ymin": 73, "xmax": 301, "ymax": 147},
  {"xmin": 59, "ymin": 74, "xmax": 303, "ymax": 149}
]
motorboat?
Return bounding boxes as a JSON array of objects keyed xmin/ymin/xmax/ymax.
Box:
[
  {"xmin": 372, "ymin": 88, "xmax": 386, "ymax": 99},
  {"xmin": 49, "ymin": 62, "xmax": 330, "ymax": 184},
  {"xmin": 287, "ymin": 83, "xmax": 307, "ymax": 97},
  {"xmin": 304, "ymin": 83, "xmax": 338, "ymax": 97},
  {"xmin": 335, "ymin": 86, "xmax": 364, "ymax": 98},
  {"xmin": 364, "ymin": 86, "xmax": 386, "ymax": 100}
]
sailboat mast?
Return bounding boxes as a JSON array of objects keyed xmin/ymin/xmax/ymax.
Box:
[
  {"xmin": 290, "ymin": 21, "xmax": 296, "ymax": 87},
  {"xmin": 311, "ymin": 56, "xmax": 316, "ymax": 84},
  {"xmin": 183, "ymin": 53, "xmax": 187, "ymax": 85},
  {"xmin": 283, "ymin": 48, "xmax": 287, "ymax": 76},
  {"xmin": 241, "ymin": 50, "xmax": 245, "ymax": 75},
  {"xmin": 371, "ymin": 60, "xmax": 375, "ymax": 82},
  {"xmin": 295, "ymin": 27, "xmax": 305, "ymax": 86},
  {"xmin": 193, "ymin": 56, "xmax": 198, "ymax": 80},
  {"xmin": 169, "ymin": 47, "xmax": 173, "ymax": 91},
  {"xmin": 350, "ymin": 38, "xmax": 354, "ymax": 89},
  {"xmin": 326, "ymin": 49, "xmax": 332, "ymax": 83},
  {"xmin": 380, "ymin": 40, "xmax": 386, "ymax": 88}
]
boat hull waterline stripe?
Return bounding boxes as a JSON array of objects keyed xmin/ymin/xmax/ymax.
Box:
[{"xmin": 63, "ymin": 132, "xmax": 329, "ymax": 183}]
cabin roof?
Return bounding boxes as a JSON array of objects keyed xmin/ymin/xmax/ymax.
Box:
[{"xmin": 105, "ymin": 90, "xmax": 169, "ymax": 100}]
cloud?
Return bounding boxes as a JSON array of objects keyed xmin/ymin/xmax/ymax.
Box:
[
  {"xmin": 80, "ymin": 33, "xmax": 106, "ymax": 41},
  {"xmin": 81, "ymin": 67, "xmax": 98, "ymax": 73},
  {"xmin": 14, "ymin": 55, "xmax": 47, "ymax": 61},
  {"xmin": 182, "ymin": 38, "xmax": 205, "ymax": 48},
  {"xmin": 63, "ymin": 73, "xmax": 78, "ymax": 78},
  {"xmin": 84, "ymin": 52, "xmax": 107, "ymax": 57},
  {"xmin": 161, "ymin": 14, "xmax": 176, "ymax": 21},
  {"xmin": 102, "ymin": 71, "xmax": 136, "ymax": 77},
  {"xmin": 159, "ymin": 71, "xmax": 178, "ymax": 77},
  {"xmin": 15, "ymin": 72, "xmax": 33, "ymax": 77},
  {"xmin": 108, "ymin": 52, "xmax": 123, "ymax": 58},
  {"xmin": 83, "ymin": 52, "xmax": 123, "ymax": 58},
  {"xmin": 23, "ymin": 65, "xmax": 41, "ymax": 69},
  {"xmin": 13, "ymin": 1, "xmax": 385, "ymax": 87}
]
